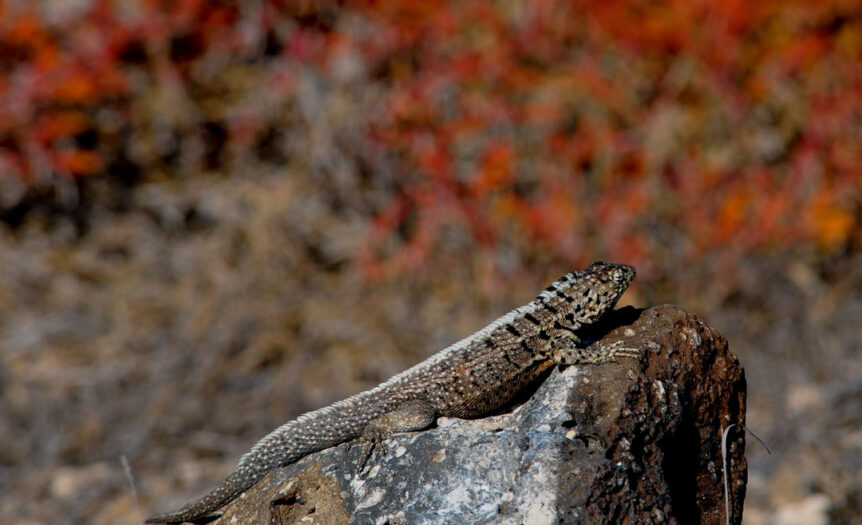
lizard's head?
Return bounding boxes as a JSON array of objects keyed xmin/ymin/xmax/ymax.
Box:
[{"xmin": 537, "ymin": 261, "xmax": 635, "ymax": 326}]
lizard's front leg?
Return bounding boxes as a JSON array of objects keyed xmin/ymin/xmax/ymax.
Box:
[
  {"xmin": 552, "ymin": 332, "xmax": 640, "ymax": 365},
  {"xmin": 358, "ymin": 400, "xmax": 437, "ymax": 468}
]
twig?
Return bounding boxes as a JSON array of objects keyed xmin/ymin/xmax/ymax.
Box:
[{"xmin": 722, "ymin": 424, "xmax": 771, "ymax": 525}]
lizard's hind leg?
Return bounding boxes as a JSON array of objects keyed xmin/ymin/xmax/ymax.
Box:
[{"xmin": 357, "ymin": 400, "xmax": 437, "ymax": 470}]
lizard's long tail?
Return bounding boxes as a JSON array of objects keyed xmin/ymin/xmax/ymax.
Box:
[
  {"xmin": 145, "ymin": 390, "xmax": 396, "ymax": 523},
  {"xmin": 143, "ymin": 419, "xmax": 343, "ymax": 524},
  {"xmin": 144, "ymin": 470, "xmax": 251, "ymax": 523}
]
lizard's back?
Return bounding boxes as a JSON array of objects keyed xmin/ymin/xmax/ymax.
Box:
[{"xmin": 145, "ymin": 261, "xmax": 635, "ymax": 523}]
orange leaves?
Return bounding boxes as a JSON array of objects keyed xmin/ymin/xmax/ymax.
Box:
[
  {"xmin": 470, "ymin": 141, "xmax": 514, "ymax": 197},
  {"xmin": 53, "ymin": 73, "xmax": 97, "ymax": 103},
  {"xmin": 53, "ymin": 149, "xmax": 104, "ymax": 176},
  {"xmin": 3, "ymin": 12, "xmax": 59, "ymax": 68},
  {"xmin": 48, "ymin": 66, "xmax": 111, "ymax": 104},
  {"xmin": 715, "ymin": 185, "xmax": 750, "ymax": 244},
  {"xmin": 31, "ymin": 112, "xmax": 89, "ymax": 144},
  {"xmin": 835, "ymin": 18, "xmax": 862, "ymax": 57},
  {"xmin": 806, "ymin": 189, "xmax": 857, "ymax": 252}
]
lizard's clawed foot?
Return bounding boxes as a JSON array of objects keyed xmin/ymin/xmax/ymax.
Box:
[
  {"xmin": 356, "ymin": 424, "xmax": 391, "ymax": 471},
  {"xmin": 555, "ymin": 340, "xmax": 641, "ymax": 365}
]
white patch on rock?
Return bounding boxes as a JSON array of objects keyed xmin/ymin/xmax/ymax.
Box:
[{"xmin": 357, "ymin": 487, "xmax": 386, "ymax": 510}]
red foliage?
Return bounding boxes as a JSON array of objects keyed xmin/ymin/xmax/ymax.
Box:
[
  {"xmin": 345, "ymin": 0, "xmax": 862, "ymax": 276},
  {"xmin": 1, "ymin": 0, "xmax": 860, "ymax": 278}
]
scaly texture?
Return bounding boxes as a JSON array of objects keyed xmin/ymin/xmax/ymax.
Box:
[{"xmin": 146, "ymin": 261, "xmax": 636, "ymax": 523}]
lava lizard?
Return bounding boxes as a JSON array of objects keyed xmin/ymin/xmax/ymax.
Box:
[{"xmin": 146, "ymin": 261, "xmax": 637, "ymax": 523}]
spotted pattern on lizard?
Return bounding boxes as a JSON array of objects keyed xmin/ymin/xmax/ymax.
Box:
[{"xmin": 146, "ymin": 261, "xmax": 637, "ymax": 523}]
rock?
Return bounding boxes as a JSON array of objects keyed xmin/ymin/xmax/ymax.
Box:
[{"xmin": 210, "ymin": 305, "xmax": 747, "ymax": 525}]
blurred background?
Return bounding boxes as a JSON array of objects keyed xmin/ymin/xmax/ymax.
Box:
[{"xmin": 0, "ymin": 1, "xmax": 860, "ymax": 523}]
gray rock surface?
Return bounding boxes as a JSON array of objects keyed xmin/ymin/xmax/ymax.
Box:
[{"xmin": 208, "ymin": 305, "xmax": 747, "ymax": 525}]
